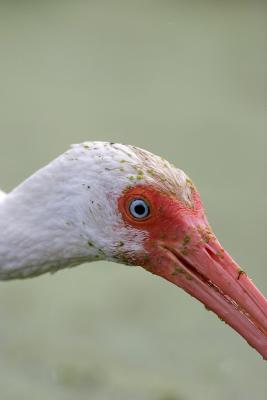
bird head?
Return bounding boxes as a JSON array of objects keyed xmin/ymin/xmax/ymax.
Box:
[{"xmin": 2, "ymin": 141, "xmax": 266, "ymax": 358}]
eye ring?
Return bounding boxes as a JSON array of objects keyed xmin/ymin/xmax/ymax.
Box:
[{"xmin": 129, "ymin": 198, "xmax": 150, "ymax": 220}]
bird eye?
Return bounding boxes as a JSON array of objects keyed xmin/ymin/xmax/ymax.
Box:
[{"xmin": 129, "ymin": 198, "xmax": 150, "ymax": 219}]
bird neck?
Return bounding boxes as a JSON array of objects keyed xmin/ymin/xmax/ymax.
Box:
[
  {"xmin": 0, "ymin": 162, "xmax": 99, "ymax": 280},
  {"xmin": 0, "ymin": 197, "xmax": 75, "ymax": 281}
]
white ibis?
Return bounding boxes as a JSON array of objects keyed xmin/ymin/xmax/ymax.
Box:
[{"xmin": 0, "ymin": 141, "xmax": 266, "ymax": 358}]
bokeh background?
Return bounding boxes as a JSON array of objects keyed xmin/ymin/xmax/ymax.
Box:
[{"xmin": 0, "ymin": 1, "xmax": 266, "ymax": 399}]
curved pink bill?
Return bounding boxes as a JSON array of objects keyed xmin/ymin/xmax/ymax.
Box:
[{"xmin": 151, "ymin": 232, "xmax": 267, "ymax": 359}]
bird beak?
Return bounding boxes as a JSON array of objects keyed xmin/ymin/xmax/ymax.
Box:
[{"xmin": 144, "ymin": 220, "xmax": 267, "ymax": 359}]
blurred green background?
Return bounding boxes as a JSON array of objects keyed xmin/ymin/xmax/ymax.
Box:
[{"xmin": 0, "ymin": 1, "xmax": 266, "ymax": 399}]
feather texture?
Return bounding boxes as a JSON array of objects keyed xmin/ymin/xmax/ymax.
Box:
[
  {"xmin": 0, "ymin": 189, "xmax": 6, "ymax": 201},
  {"xmin": 0, "ymin": 141, "xmax": 193, "ymax": 279}
]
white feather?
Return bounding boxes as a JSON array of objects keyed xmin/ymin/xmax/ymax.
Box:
[
  {"xmin": 0, "ymin": 142, "xmax": 193, "ymax": 280},
  {"xmin": 0, "ymin": 189, "xmax": 6, "ymax": 201}
]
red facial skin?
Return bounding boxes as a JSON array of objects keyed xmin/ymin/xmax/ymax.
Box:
[{"xmin": 118, "ymin": 185, "xmax": 267, "ymax": 359}]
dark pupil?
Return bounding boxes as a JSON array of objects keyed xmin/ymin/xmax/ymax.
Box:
[{"xmin": 135, "ymin": 204, "xmax": 146, "ymax": 215}]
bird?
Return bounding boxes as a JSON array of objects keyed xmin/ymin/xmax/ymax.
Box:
[{"xmin": 0, "ymin": 141, "xmax": 266, "ymax": 359}]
